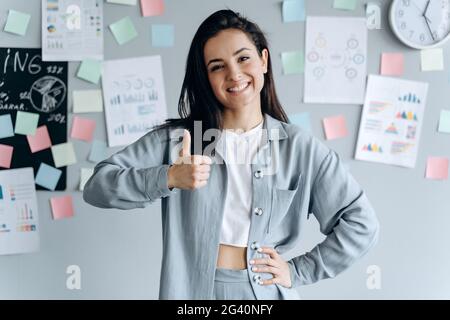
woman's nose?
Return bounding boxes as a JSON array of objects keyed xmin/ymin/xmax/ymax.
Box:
[{"xmin": 227, "ymin": 64, "xmax": 243, "ymax": 81}]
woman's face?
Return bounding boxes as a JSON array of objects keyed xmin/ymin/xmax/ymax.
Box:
[{"xmin": 204, "ymin": 29, "xmax": 268, "ymax": 112}]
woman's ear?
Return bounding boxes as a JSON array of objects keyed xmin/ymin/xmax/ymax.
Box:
[{"xmin": 261, "ymin": 48, "xmax": 269, "ymax": 74}]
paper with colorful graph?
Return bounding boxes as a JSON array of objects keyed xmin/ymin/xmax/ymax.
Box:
[
  {"xmin": 355, "ymin": 75, "xmax": 428, "ymax": 168},
  {"xmin": 0, "ymin": 168, "xmax": 40, "ymax": 255}
]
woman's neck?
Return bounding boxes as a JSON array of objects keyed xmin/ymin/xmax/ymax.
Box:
[{"xmin": 222, "ymin": 108, "xmax": 264, "ymax": 132}]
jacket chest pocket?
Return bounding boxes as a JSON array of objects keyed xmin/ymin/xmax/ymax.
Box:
[{"xmin": 268, "ymin": 174, "xmax": 302, "ymax": 234}]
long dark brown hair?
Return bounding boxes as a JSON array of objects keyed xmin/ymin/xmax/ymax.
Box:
[{"xmin": 156, "ymin": 9, "xmax": 289, "ymax": 153}]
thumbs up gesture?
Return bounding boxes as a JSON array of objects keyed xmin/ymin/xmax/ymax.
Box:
[{"xmin": 167, "ymin": 129, "xmax": 212, "ymax": 190}]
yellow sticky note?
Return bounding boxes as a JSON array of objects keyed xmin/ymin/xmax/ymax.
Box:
[
  {"xmin": 79, "ymin": 168, "xmax": 95, "ymax": 191},
  {"xmin": 421, "ymin": 48, "xmax": 444, "ymax": 71},
  {"xmin": 51, "ymin": 142, "xmax": 77, "ymax": 168},
  {"xmin": 73, "ymin": 90, "xmax": 103, "ymax": 113}
]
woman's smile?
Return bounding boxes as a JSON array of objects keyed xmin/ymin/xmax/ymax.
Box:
[{"xmin": 226, "ymin": 81, "xmax": 251, "ymax": 95}]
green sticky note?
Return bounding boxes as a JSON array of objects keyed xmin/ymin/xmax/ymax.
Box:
[
  {"xmin": 4, "ymin": 10, "xmax": 31, "ymax": 36},
  {"xmin": 15, "ymin": 111, "xmax": 39, "ymax": 135},
  {"xmin": 439, "ymin": 110, "xmax": 450, "ymax": 133},
  {"xmin": 333, "ymin": 0, "xmax": 357, "ymax": 11},
  {"xmin": 109, "ymin": 16, "xmax": 138, "ymax": 45},
  {"xmin": 77, "ymin": 59, "xmax": 102, "ymax": 84},
  {"xmin": 281, "ymin": 51, "xmax": 304, "ymax": 75},
  {"xmin": 51, "ymin": 142, "xmax": 77, "ymax": 168}
]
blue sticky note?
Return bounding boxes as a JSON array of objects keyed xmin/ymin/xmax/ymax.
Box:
[
  {"xmin": 88, "ymin": 140, "xmax": 108, "ymax": 163},
  {"xmin": 152, "ymin": 24, "xmax": 174, "ymax": 47},
  {"xmin": 77, "ymin": 59, "xmax": 102, "ymax": 84},
  {"xmin": 282, "ymin": 0, "xmax": 306, "ymax": 23},
  {"xmin": 0, "ymin": 114, "xmax": 14, "ymax": 139},
  {"xmin": 290, "ymin": 112, "xmax": 311, "ymax": 132},
  {"xmin": 35, "ymin": 163, "xmax": 62, "ymax": 191}
]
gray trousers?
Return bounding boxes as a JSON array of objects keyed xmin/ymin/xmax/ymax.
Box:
[{"xmin": 213, "ymin": 268, "xmax": 294, "ymax": 300}]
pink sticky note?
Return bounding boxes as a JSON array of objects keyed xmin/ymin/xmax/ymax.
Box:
[
  {"xmin": 380, "ymin": 53, "xmax": 404, "ymax": 76},
  {"xmin": 426, "ymin": 157, "xmax": 449, "ymax": 180},
  {"xmin": 0, "ymin": 144, "xmax": 14, "ymax": 168},
  {"xmin": 50, "ymin": 195, "xmax": 74, "ymax": 220},
  {"xmin": 27, "ymin": 125, "xmax": 52, "ymax": 153},
  {"xmin": 323, "ymin": 115, "xmax": 348, "ymax": 140},
  {"xmin": 70, "ymin": 116, "xmax": 96, "ymax": 142},
  {"xmin": 140, "ymin": 0, "xmax": 164, "ymax": 17}
]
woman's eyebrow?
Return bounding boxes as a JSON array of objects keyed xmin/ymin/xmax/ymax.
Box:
[{"xmin": 207, "ymin": 47, "xmax": 251, "ymax": 66}]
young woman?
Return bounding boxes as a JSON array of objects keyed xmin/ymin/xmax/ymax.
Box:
[{"xmin": 83, "ymin": 10, "xmax": 379, "ymax": 300}]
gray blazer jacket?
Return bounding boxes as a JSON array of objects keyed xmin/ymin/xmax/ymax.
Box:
[{"xmin": 83, "ymin": 113, "xmax": 379, "ymax": 299}]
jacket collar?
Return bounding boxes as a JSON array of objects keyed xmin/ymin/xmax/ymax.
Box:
[{"xmin": 263, "ymin": 113, "xmax": 288, "ymax": 141}]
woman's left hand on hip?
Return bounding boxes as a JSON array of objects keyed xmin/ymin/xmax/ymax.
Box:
[{"xmin": 249, "ymin": 247, "xmax": 292, "ymax": 288}]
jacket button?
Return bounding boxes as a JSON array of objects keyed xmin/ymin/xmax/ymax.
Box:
[
  {"xmin": 254, "ymin": 170, "xmax": 263, "ymax": 178},
  {"xmin": 254, "ymin": 207, "xmax": 263, "ymax": 216},
  {"xmin": 253, "ymin": 275, "xmax": 262, "ymax": 282},
  {"xmin": 250, "ymin": 241, "xmax": 260, "ymax": 250}
]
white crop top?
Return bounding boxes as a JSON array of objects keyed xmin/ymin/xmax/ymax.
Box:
[{"xmin": 215, "ymin": 120, "xmax": 264, "ymax": 247}]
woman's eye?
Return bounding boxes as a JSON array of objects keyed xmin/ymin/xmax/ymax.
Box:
[
  {"xmin": 239, "ymin": 56, "xmax": 250, "ymax": 62},
  {"xmin": 210, "ymin": 65, "xmax": 223, "ymax": 72}
]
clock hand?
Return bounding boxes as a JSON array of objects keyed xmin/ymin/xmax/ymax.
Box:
[
  {"xmin": 411, "ymin": 0, "xmax": 424, "ymax": 14},
  {"xmin": 422, "ymin": 0, "xmax": 431, "ymax": 17},
  {"xmin": 423, "ymin": 15, "xmax": 436, "ymax": 40}
]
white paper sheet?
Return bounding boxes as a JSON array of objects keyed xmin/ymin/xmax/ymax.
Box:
[
  {"xmin": 42, "ymin": 0, "xmax": 104, "ymax": 61},
  {"xmin": 0, "ymin": 168, "xmax": 40, "ymax": 255},
  {"xmin": 102, "ymin": 55, "xmax": 168, "ymax": 147},
  {"xmin": 304, "ymin": 17, "xmax": 367, "ymax": 104},
  {"xmin": 355, "ymin": 75, "xmax": 429, "ymax": 168}
]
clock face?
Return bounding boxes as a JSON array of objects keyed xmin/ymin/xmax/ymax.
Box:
[{"xmin": 391, "ymin": 0, "xmax": 450, "ymax": 48}]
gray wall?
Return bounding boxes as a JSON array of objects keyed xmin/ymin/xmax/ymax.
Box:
[{"xmin": 1, "ymin": 0, "xmax": 450, "ymax": 299}]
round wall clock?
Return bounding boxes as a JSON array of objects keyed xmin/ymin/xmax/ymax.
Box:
[{"xmin": 389, "ymin": 0, "xmax": 450, "ymax": 49}]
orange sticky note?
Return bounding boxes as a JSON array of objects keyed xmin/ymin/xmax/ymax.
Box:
[
  {"xmin": 70, "ymin": 116, "xmax": 96, "ymax": 142},
  {"xmin": 380, "ymin": 53, "xmax": 404, "ymax": 76},
  {"xmin": 426, "ymin": 157, "xmax": 449, "ymax": 180},
  {"xmin": 50, "ymin": 195, "xmax": 74, "ymax": 220},
  {"xmin": 140, "ymin": 0, "xmax": 164, "ymax": 17},
  {"xmin": 27, "ymin": 125, "xmax": 52, "ymax": 153},
  {"xmin": 0, "ymin": 144, "xmax": 13, "ymax": 168},
  {"xmin": 323, "ymin": 115, "xmax": 348, "ymax": 140}
]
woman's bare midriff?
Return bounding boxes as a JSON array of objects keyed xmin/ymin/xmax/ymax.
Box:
[{"xmin": 216, "ymin": 244, "xmax": 247, "ymax": 269}]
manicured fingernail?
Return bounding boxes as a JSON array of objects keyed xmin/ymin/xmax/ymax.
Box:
[
  {"xmin": 257, "ymin": 248, "xmax": 263, "ymax": 253},
  {"xmin": 249, "ymin": 260, "xmax": 254, "ymax": 264},
  {"xmin": 252, "ymin": 266, "xmax": 257, "ymax": 272}
]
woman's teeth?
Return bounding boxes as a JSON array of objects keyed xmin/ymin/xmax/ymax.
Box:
[{"xmin": 227, "ymin": 82, "xmax": 249, "ymax": 92}]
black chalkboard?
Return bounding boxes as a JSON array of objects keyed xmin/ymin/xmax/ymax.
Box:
[{"xmin": 0, "ymin": 48, "xmax": 68, "ymax": 190}]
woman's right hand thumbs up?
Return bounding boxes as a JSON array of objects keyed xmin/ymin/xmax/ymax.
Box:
[{"xmin": 167, "ymin": 129, "xmax": 212, "ymax": 190}]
